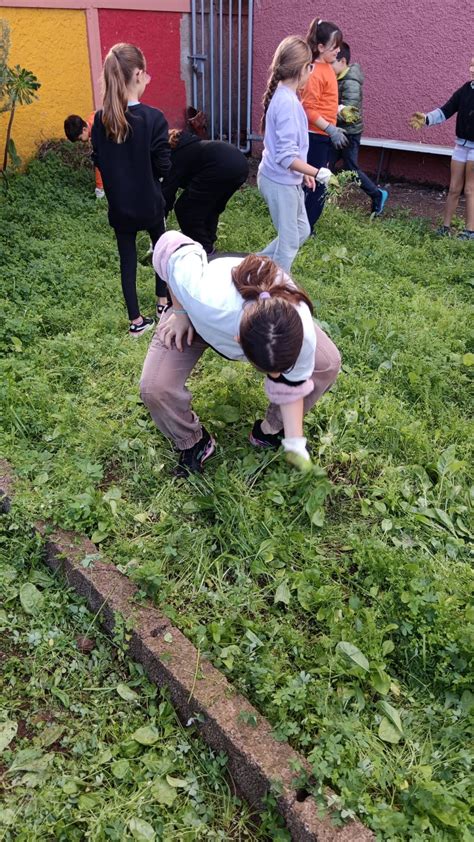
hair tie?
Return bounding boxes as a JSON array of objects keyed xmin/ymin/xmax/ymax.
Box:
[{"xmin": 259, "ymin": 291, "xmax": 271, "ymax": 300}]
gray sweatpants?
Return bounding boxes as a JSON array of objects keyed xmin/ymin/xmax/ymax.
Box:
[
  {"xmin": 257, "ymin": 173, "xmax": 311, "ymax": 273},
  {"xmin": 140, "ymin": 310, "xmax": 341, "ymax": 450}
]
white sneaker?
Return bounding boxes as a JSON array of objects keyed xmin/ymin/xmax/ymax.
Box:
[{"xmin": 95, "ymin": 188, "xmax": 105, "ymax": 199}]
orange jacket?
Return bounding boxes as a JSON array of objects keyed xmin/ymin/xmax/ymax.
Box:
[{"xmin": 301, "ymin": 62, "xmax": 338, "ymax": 135}]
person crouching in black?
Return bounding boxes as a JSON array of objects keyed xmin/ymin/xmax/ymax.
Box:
[{"xmin": 162, "ymin": 130, "xmax": 249, "ymax": 255}]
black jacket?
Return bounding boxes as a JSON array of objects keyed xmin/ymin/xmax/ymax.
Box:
[
  {"xmin": 162, "ymin": 132, "xmax": 249, "ymax": 215},
  {"xmin": 91, "ymin": 104, "xmax": 171, "ymax": 231},
  {"xmin": 440, "ymin": 81, "xmax": 474, "ymax": 143}
]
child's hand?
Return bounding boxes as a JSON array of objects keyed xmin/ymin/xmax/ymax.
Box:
[
  {"xmin": 304, "ymin": 174, "xmax": 316, "ymax": 191},
  {"xmin": 339, "ymin": 105, "xmax": 360, "ymax": 124},
  {"xmin": 159, "ymin": 311, "xmax": 194, "ymax": 351},
  {"xmin": 409, "ymin": 112, "xmax": 426, "ymax": 130}
]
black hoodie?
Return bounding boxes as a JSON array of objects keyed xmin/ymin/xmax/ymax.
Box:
[
  {"xmin": 162, "ymin": 132, "xmax": 249, "ymax": 215},
  {"xmin": 91, "ymin": 104, "xmax": 171, "ymax": 231}
]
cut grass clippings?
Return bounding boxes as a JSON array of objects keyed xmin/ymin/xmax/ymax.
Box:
[{"xmin": 1, "ymin": 152, "xmax": 473, "ymax": 840}]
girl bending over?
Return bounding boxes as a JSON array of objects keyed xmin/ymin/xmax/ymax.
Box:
[{"xmin": 140, "ymin": 232, "xmax": 341, "ymax": 477}]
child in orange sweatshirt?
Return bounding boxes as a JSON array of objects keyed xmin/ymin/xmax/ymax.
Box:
[
  {"xmin": 300, "ymin": 17, "xmax": 346, "ymax": 231},
  {"xmin": 64, "ymin": 113, "xmax": 105, "ymax": 199}
]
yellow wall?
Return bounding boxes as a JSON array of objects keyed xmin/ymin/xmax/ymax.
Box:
[{"xmin": 0, "ymin": 7, "xmax": 94, "ymax": 164}]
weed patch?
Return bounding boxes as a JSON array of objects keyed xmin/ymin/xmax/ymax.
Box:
[{"xmin": 1, "ymin": 154, "xmax": 473, "ymax": 839}]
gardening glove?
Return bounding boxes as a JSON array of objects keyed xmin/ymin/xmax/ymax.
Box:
[
  {"xmin": 315, "ymin": 166, "xmax": 332, "ymax": 187},
  {"xmin": 409, "ymin": 112, "xmax": 426, "ymax": 130},
  {"xmin": 326, "ymin": 123, "xmax": 349, "ymax": 149},
  {"xmin": 339, "ymin": 105, "xmax": 360, "ymax": 124},
  {"xmin": 282, "ymin": 437, "xmax": 312, "ymax": 471}
]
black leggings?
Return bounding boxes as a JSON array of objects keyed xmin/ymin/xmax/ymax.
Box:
[{"xmin": 114, "ymin": 219, "xmax": 166, "ymax": 320}]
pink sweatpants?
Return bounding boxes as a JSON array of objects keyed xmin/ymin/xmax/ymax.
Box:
[{"xmin": 140, "ymin": 311, "xmax": 341, "ymax": 450}]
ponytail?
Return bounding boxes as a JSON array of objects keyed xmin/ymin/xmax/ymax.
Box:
[
  {"xmin": 261, "ymin": 36, "xmax": 312, "ymax": 132},
  {"xmin": 306, "ymin": 17, "xmax": 342, "ymax": 59},
  {"xmin": 232, "ymin": 255, "xmax": 313, "ymax": 373},
  {"xmin": 102, "ymin": 43, "xmax": 146, "ymax": 143}
]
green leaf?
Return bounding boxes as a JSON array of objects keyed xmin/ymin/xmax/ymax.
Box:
[
  {"xmin": 8, "ymin": 748, "xmax": 53, "ymax": 773},
  {"xmin": 0, "ymin": 720, "xmax": 17, "ymax": 753},
  {"xmin": 116, "ymin": 683, "xmax": 140, "ymax": 702},
  {"xmin": 274, "ymin": 579, "xmax": 291, "ymax": 606},
  {"xmin": 0, "ymin": 808, "xmax": 16, "ymax": 827},
  {"xmin": 151, "ymin": 777, "xmax": 177, "ymax": 805},
  {"xmin": 370, "ymin": 667, "xmax": 391, "ymax": 695},
  {"xmin": 163, "ymin": 632, "xmax": 173, "ymax": 643},
  {"xmin": 166, "ymin": 774, "xmax": 188, "ymax": 788},
  {"xmin": 378, "ymin": 700, "xmax": 403, "ymax": 735},
  {"xmin": 462, "ymin": 352, "xmax": 474, "ymax": 366},
  {"xmin": 214, "ymin": 404, "xmax": 240, "ymax": 423},
  {"xmin": 38, "ymin": 724, "xmax": 64, "ymax": 748},
  {"xmin": 130, "ymin": 725, "xmax": 160, "ymax": 746},
  {"xmin": 129, "ymin": 817, "xmax": 156, "ymax": 841},
  {"xmin": 111, "ymin": 758, "xmax": 130, "ymax": 779},
  {"xmin": 0, "ymin": 565, "xmax": 17, "ymax": 584},
  {"xmin": 378, "ymin": 716, "xmax": 402, "ymax": 744},
  {"xmin": 19, "ymin": 582, "xmax": 44, "ymax": 615},
  {"xmin": 336, "ymin": 641, "xmax": 370, "ymax": 672}
]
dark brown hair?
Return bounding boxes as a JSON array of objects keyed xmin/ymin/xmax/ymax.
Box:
[
  {"xmin": 261, "ymin": 36, "xmax": 312, "ymax": 132},
  {"xmin": 64, "ymin": 115, "xmax": 87, "ymax": 142},
  {"xmin": 102, "ymin": 43, "xmax": 146, "ymax": 143},
  {"xmin": 306, "ymin": 18, "xmax": 342, "ymax": 60},
  {"xmin": 232, "ymin": 255, "xmax": 313, "ymax": 373}
]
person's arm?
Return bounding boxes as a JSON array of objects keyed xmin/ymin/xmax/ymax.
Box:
[
  {"xmin": 151, "ymin": 111, "xmax": 172, "ymax": 179},
  {"xmin": 90, "ymin": 113, "xmax": 99, "ymax": 167},
  {"xmin": 410, "ymin": 85, "xmax": 463, "ymax": 129}
]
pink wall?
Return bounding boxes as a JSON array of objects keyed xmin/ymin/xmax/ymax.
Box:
[
  {"xmin": 252, "ymin": 0, "xmax": 473, "ymax": 184},
  {"xmin": 99, "ymin": 9, "xmax": 187, "ymax": 127}
]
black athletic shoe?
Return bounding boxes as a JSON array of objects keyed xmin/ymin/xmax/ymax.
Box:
[
  {"xmin": 129, "ymin": 316, "xmax": 154, "ymax": 337},
  {"xmin": 175, "ymin": 427, "xmax": 216, "ymax": 477},
  {"xmin": 249, "ymin": 419, "xmax": 283, "ymax": 450}
]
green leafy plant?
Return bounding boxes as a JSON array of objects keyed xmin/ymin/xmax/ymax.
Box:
[{"xmin": 1, "ymin": 20, "xmax": 40, "ymax": 174}]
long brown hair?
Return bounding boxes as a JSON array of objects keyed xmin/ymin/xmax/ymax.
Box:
[
  {"xmin": 306, "ymin": 18, "xmax": 342, "ymax": 60},
  {"xmin": 232, "ymin": 255, "xmax": 313, "ymax": 373},
  {"xmin": 102, "ymin": 43, "xmax": 146, "ymax": 143},
  {"xmin": 261, "ymin": 36, "xmax": 312, "ymax": 132}
]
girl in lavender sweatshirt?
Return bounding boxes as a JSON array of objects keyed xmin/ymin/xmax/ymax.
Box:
[{"xmin": 258, "ymin": 36, "xmax": 332, "ymax": 272}]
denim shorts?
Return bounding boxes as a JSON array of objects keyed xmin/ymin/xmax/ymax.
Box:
[{"xmin": 452, "ymin": 142, "xmax": 474, "ymax": 163}]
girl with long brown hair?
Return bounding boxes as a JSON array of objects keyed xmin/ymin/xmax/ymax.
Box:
[
  {"xmin": 91, "ymin": 43, "xmax": 171, "ymax": 336},
  {"xmin": 257, "ymin": 35, "xmax": 333, "ymax": 272},
  {"xmin": 140, "ymin": 231, "xmax": 341, "ymax": 477}
]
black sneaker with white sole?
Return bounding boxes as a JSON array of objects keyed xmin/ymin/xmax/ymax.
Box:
[
  {"xmin": 175, "ymin": 426, "xmax": 216, "ymax": 477},
  {"xmin": 249, "ymin": 419, "xmax": 283, "ymax": 450},
  {"xmin": 129, "ymin": 316, "xmax": 154, "ymax": 337}
]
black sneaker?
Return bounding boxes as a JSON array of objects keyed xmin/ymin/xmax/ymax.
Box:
[
  {"xmin": 458, "ymin": 229, "xmax": 474, "ymax": 240},
  {"xmin": 129, "ymin": 316, "xmax": 154, "ymax": 337},
  {"xmin": 156, "ymin": 302, "xmax": 170, "ymax": 320},
  {"xmin": 249, "ymin": 419, "xmax": 283, "ymax": 450},
  {"xmin": 175, "ymin": 427, "xmax": 216, "ymax": 477},
  {"xmin": 435, "ymin": 225, "xmax": 451, "ymax": 237}
]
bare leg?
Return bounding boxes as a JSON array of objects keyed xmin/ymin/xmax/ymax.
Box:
[
  {"xmin": 464, "ymin": 161, "xmax": 474, "ymax": 230},
  {"xmin": 443, "ymin": 159, "xmax": 465, "ymax": 227}
]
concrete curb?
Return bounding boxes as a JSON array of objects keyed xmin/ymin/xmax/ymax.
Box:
[{"xmin": 0, "ymin": 460, "xmax": 373, "ymax": 841}]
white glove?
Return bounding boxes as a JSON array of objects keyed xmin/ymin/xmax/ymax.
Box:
[
  {"xmin": 315, "ymin": 167, "xmax": 332, "ymax": 187},
  {"xmin": 282, "ymin": 436, "xmax": 310, "ymax": 461}
]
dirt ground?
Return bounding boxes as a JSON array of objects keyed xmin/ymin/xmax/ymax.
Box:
[{"xmin": 247, "ymin": 157, "xmax": 466, "ymax": 226}]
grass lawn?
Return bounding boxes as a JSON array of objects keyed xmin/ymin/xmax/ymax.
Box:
[{"xmin": 1, "ymin": 152, "xmax": 473, "ymax": 840}]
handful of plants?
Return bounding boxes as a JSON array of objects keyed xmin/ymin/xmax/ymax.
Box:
[
  {"xmin": 339, "ymin": 105, "xmax": 360, "ymax": 124},
  {"xmin": 326, "ymin": 169, "xmax": 359, "ymax": 204},
  {"xmin": 409, "ymin": 112, "xmax": 426, "ymax": 130}
]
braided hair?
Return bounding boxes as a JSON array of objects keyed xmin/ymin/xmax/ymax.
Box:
[{"xmin": 260, "ymin": 36, "xmax": 312, "ymax": 132}]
